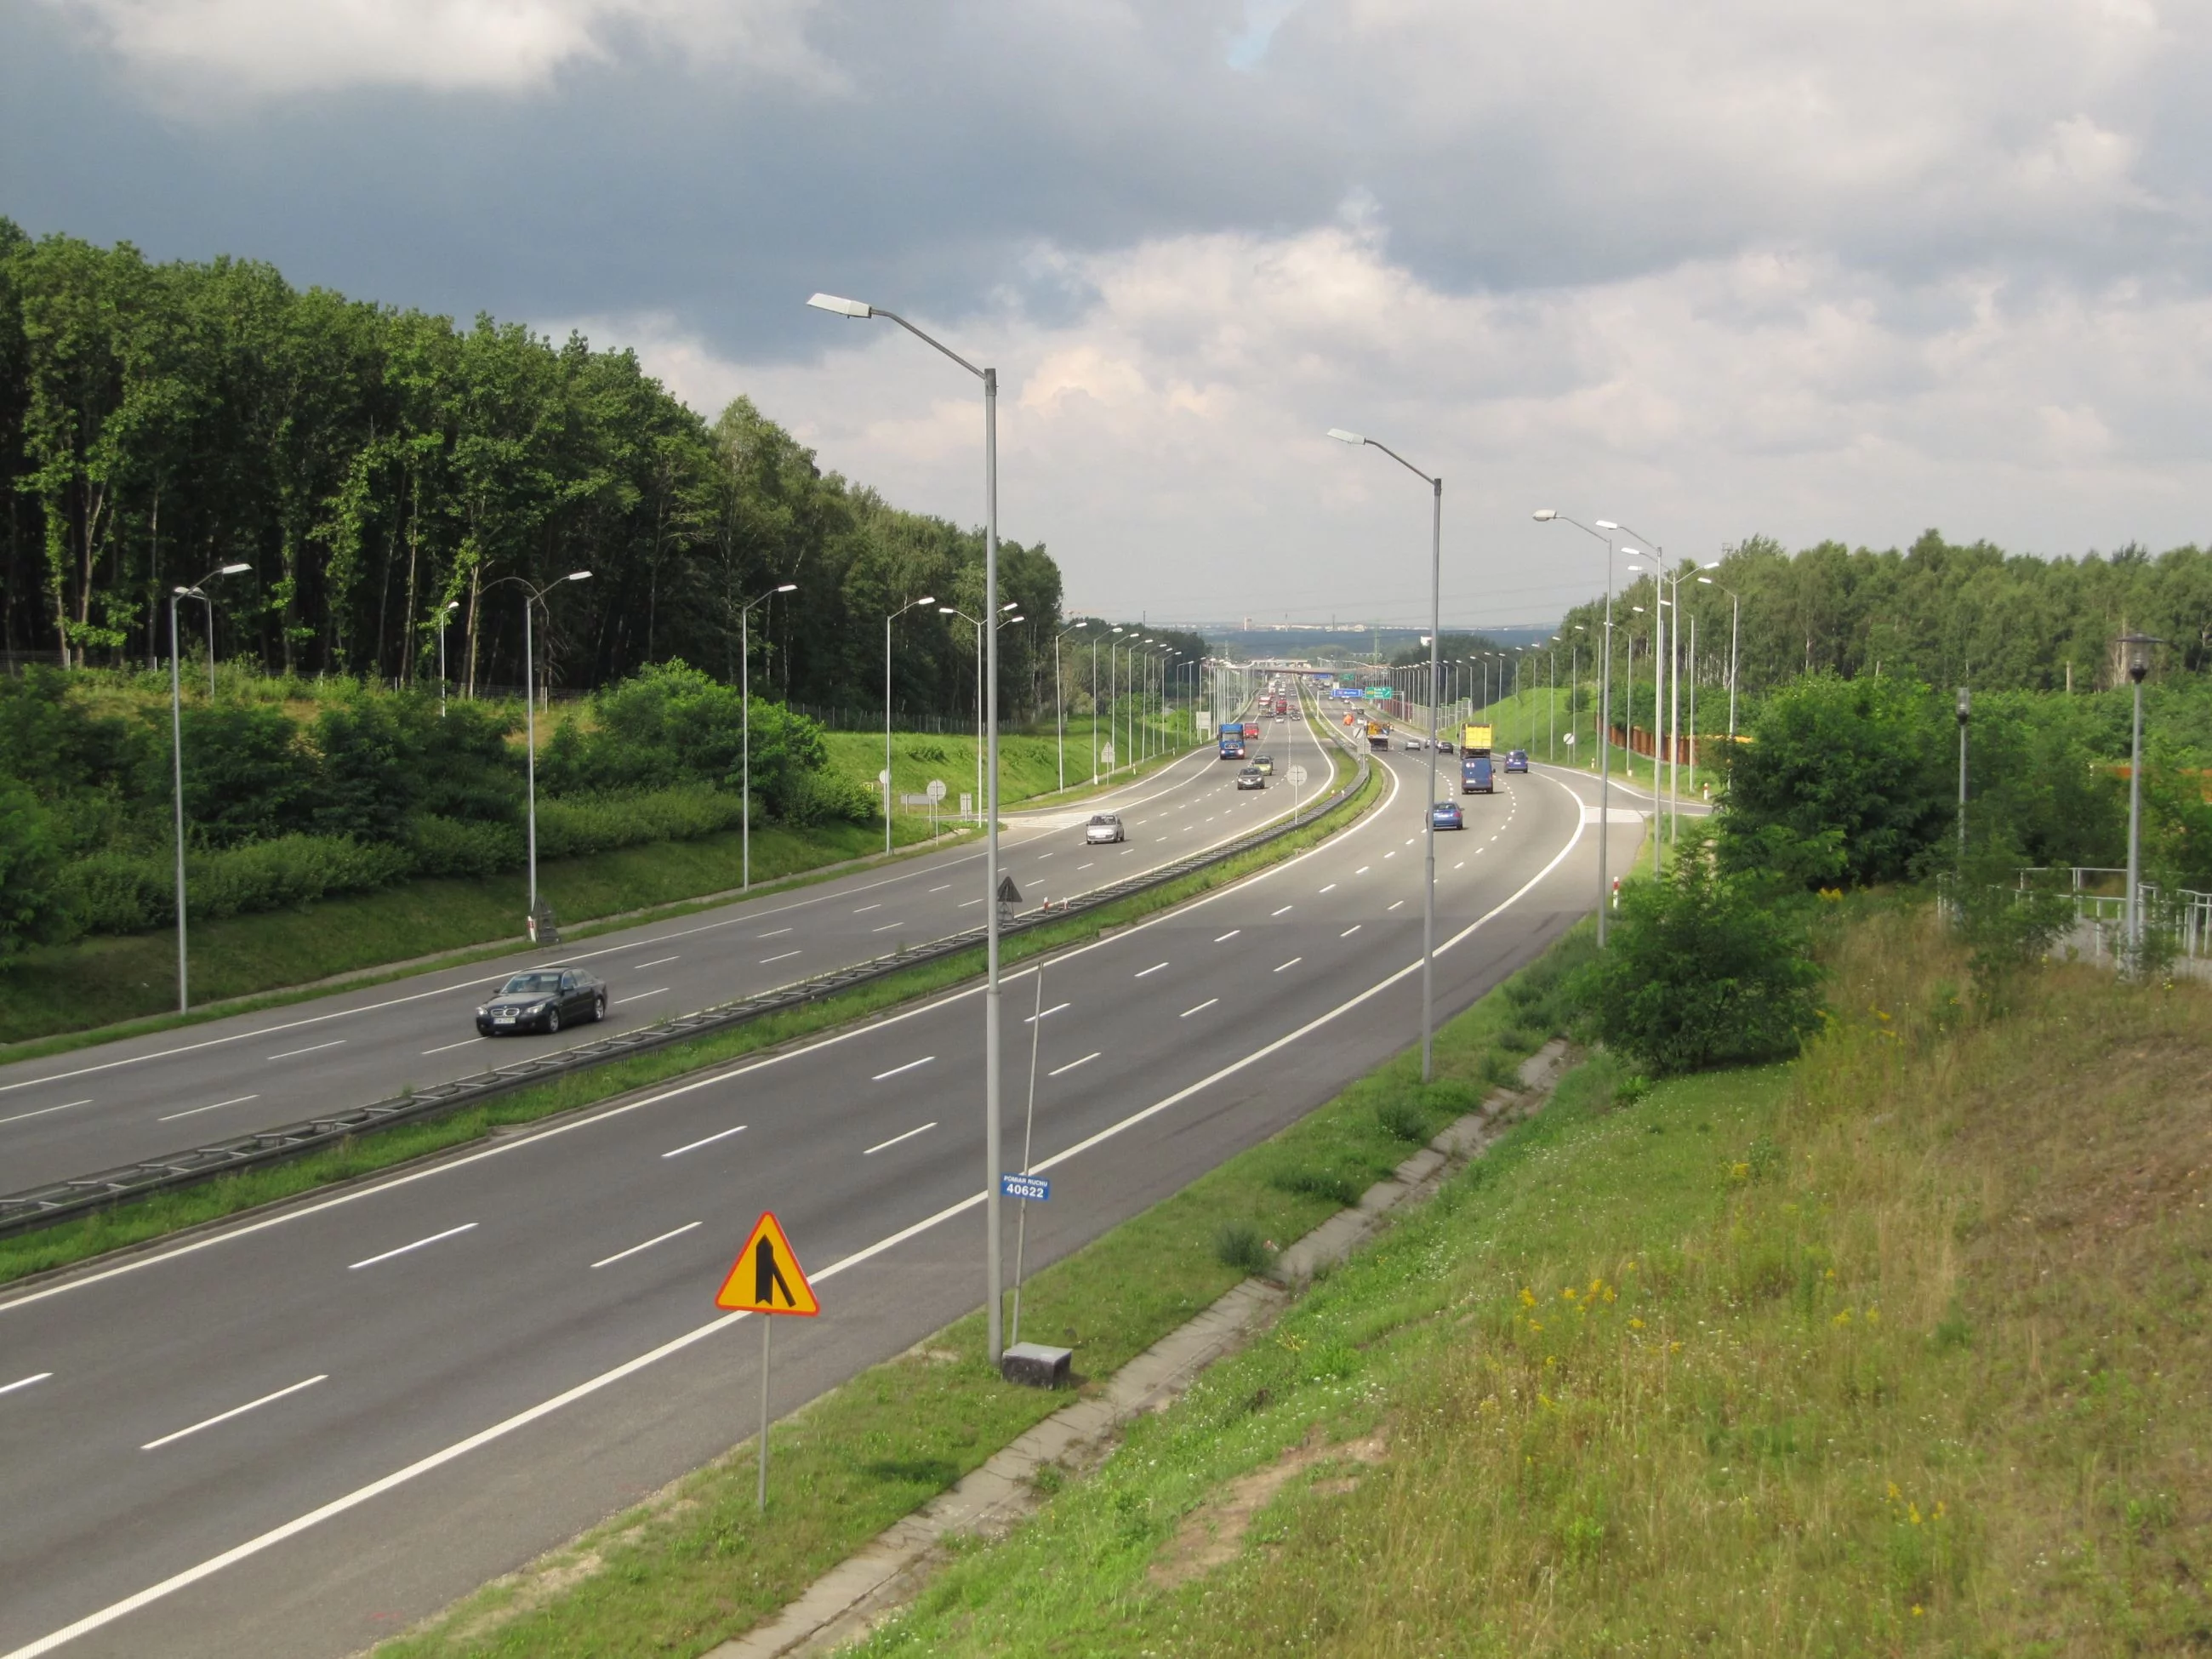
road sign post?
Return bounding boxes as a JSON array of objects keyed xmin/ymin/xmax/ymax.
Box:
[
  {"xmin": 714, "ymin": 1211, "xmax": 820, "ymax": 1510},
  {"xmin": 1286, "ymin": 762, "xmax": 1308, "ymax": 820},
  {"xmin": 927, "ymin": 778, "xmax": 945, "ymax": 839}
]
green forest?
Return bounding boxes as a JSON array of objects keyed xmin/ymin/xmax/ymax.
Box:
[{"xmin": 0, "ymin": 219, "xmax": 1095, "ymax": 718}]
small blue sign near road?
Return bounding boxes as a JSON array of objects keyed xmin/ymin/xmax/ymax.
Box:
[{"xmin": 1001, "ymin": 1173, "xmax": 1051, "ymax": 1202}]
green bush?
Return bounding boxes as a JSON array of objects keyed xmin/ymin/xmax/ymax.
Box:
[
  {"xmin": 778, "ymin": 767, "xmax": 877, "ymax": 827},
  {"xmin": 1584, "ymin": 854, "xmax": 1826, "ymax": 1075},
  {"xmin": 401, "ymin": 812, "xmax": 523, "ymax": 879},
  {"xmin": 1376, "ymin": 1094, "xmax": 1429, "ymax": 1143},
  {"xmin": 1212, "ymin": 1223, "xmax": 1275, "ymax": 1276},
  {"xmin": 0, "ymin": 778, "xmax": 71, "ymax": 961},
  {"xmin": 535, "ymin": 786, "xmax": 749, "ymax": 859},
  {"xmin": 55, "ymin": 834, "xmax": 413, "ymax": 930}
]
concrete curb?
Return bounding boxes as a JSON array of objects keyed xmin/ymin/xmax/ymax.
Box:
[{"xmin": 710, "ymin": 1036, "xmax": 1576, "ymax": 1658}]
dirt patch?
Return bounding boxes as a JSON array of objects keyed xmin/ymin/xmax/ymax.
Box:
[{"xmin": 1149, "ymin": 1426, "xmax": 1388, "ymax": 1589}]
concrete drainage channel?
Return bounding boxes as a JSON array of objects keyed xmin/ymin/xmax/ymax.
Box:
[
  {"xmin": 0, "ymin": 719, "xmax": 1369, "ymax": 1240},
  {"xmin": 715, "ymin": 1038, "xmax": 1574, "ymax": 1659}
]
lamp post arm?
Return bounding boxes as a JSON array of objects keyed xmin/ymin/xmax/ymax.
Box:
[{"xmin": 869, "ymin": 309, "xmax": 985, "ymax": 379}]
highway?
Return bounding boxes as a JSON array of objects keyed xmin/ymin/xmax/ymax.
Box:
[
  {"xmin": 0, "ymin": 715, "xmax": 1639, "ymax": 1659},
  {"xmin": 0, "ymin": 720, "xmax": 1329, "ymax": 1194}
]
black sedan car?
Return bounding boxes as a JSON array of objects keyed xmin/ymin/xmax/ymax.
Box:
[{"xmin": 476, "ymin": 966, "xmax": 610, "ymax": 1036}]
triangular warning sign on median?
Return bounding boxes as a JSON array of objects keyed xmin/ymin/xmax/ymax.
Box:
[
  {"xmin": 714, "ymin": 1211, "xmax": 820, "ymax": 1315},
  {"xmin": 996, "ymin": 875, "xmax": 1023, "ymax": 904}
]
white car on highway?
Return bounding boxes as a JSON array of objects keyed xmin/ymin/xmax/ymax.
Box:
[{"xmin": 1086, "ymin": 812, "xmax": 1126, "ymax": 844}]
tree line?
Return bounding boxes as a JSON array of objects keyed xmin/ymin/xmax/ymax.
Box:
[{"xmin": 0, "ymin": 219, "xmax": 1092, "ymax": 721}]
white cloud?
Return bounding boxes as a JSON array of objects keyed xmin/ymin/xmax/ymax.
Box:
[
  {"xmin": 37, "ymin": 0, "xmax": 832, "ymax": 96},
  {"xmin": 563, "ymin": 215, "xmax": 2212, "ymax": 626}
]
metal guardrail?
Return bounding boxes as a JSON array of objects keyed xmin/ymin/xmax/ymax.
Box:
[{"xmin": 0, "ymin": 706, "xmax": 1365, "ymax": 1240}]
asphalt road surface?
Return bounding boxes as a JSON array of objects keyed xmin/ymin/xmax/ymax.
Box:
[
  {"xmin": 0, "ymin": 723, "xmax": 1640, "ymax": 1659},
  {"xmin": 0, "ymin": 715, "xmax": 1330, "ymax": 1194}
]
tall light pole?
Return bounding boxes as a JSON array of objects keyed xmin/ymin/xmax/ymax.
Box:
[
  {"xmin": 884, "ymin": 594, "xmax": 937, "ymax": 853},
  {"xmin": 1608, "ymin": 520, "xmax": 1677, "ymax": 847},
  {"xmin": 1328, "ymin": 425, "xmax": 1442, "ymax": 1083},
  {"xmin": 1955, "ymin": 685, "xmax": 1970, "ymax": 870},
  {"xmin": 1053, "ymin": 620, "xmax": 1088, "ymax": 791},
  {"xmin": 733, "ymin": 582, "xmax": 797, "ymax": 890},
  {"xmin": 812, "ymin": 292, "xmax": 1014, "ymax": 1365},
  {"xmin": 168, "ymin": 561, "xmax": 251, "ymax": 1012},
  {"xmin": 2121, "ymin": 634, "xmax": 2162, "ymax": 956},
  {"xmin": 436, "ymin": 598, "xmax": 459, "ymax": 715},
  {"xmin": 485, "ymin": 569, "xmax": 594, "ymax": 933},
  {"xmin": 1697, "ymin": 570, "xmax": 1742, "ymax": 738},
  {"xmin": 1535, "ymin": 512, "xmax": 1618, "ymax": 944}
]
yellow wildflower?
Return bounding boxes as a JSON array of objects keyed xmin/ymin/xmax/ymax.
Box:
[
  {"xmin": 1519, "ymin": 1287, "xmax": 1536, "ymax": 1308},
  {"xmin": 1887, "ymin": 1481, "xmax": 1901, "ymax": 1502},
  {"xmin": 1628, "ymin": 1317, "xmax": 1645, "ymax": 1330}
]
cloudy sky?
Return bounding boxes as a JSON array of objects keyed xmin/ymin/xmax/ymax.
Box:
[{"xmin": 6, "ymin": 0, "xmax": 2208, "ymax": 628}]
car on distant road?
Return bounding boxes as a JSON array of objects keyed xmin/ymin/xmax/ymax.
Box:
[
  {"xmin": 1431, "ymin": 800, "xmax": 1463, "ymax": 830},
  {"xmin": 1435, "ymin": 738, "xmax": 1453, "ymax": 754},
  {"xmin": 477, "ymin": 967, "xmax": 608, "ymax": 1036},
  {"xmin": 1504, "ymin": 750, "xmax": 1529, "ymax": 772},
  {"xmin": 1252, "ymin": 754, "xmax": 1274, "ymax": 774},
  {"xmin": 1236, "ymin": 766, "xmax": 1267, "ymax": 790},
  {"xmin": 1085, "ymin": 812, "xmax": 1126, "ymax": 844},
  {"xmin": 1401, "ymin": 736, "xmax": 1424, "ymax": 751}
]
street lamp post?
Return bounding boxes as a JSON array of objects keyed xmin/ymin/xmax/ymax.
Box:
[
  {"xmin": 811, "ymin": 292, "xmax": 1014, "ymax": 1365},
  {"xmin": 485, "ymin": 570, "xmax": 594, "ymax": 933},
  {"xmin": 736, "ymin": 583, "xmax": 798, "ymax": 890},
  {"xmin": 1053, "ymin": 621, "xmax": 1088, "ymax": 792},
  {"xmin": 1955, "ymin": 686, "xmax": 1970, "ymax": 870},
  {"xmin": 436, "ymin": 599, "xmax": 459, "ymax": 715},
  {"xmin": 1697, "ymin": 570, "xmax": 1742, "ymax": 739},
  {"xmin": 168, "ymin": 562, "xmax": 251, "ymax": 1012},
  {"xmin": 1535, "ymin": 513, "xmax": 1618, "ymax": 944},
  {"xmin": 1328, "ymin": 425, "xmax": 1442, "ymax": 1083},
  {"xmin": 2121, "ymin": 635, "xmax": 2162, "ymax": 956},
  {"xmin": 884, "ymin": 594, "xmax": 938, "ymax": 854}
]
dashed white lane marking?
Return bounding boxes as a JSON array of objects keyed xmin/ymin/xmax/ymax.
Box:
[
  {"xmin": 617, "ymin": 989, "xmax": 668, "ymax": 1005},
  {"xmin": 1213, "ymin": 930, "xmax": 1240, "ymax": 943},
  {"xmin": 1388, "ymin": 900, "xmax": 1405, "ymax": 911},
  {"xmin": 1180, "ymin": 999, "xmax": 1218, "ymax": 1018},
  {"xmin": 630, "ymin": 955, "xmax": 680, "ymax": 970},
  {"xmin": 1341, "ymin": 925, "xmax": 1362, "ymax": 938},
  {"xmin": 927, "ymin": 885, "xmax": 951, "ymax": 894},
  {"xmin": 960, "ymin": 898, "xmax": 984, "ymax": 907},
  {"xmin": 348, "ymin": 1223, "xmax": 476, "ymax": 1272},
  {"xmin": 864, "ymin": 1120, "xmax": 938, "ymax": 1155},
  {"xmin": 871, "ymin": 922, "xmax": 904, "ymax": 933},
  {"xmin": 0, "ymin": 1372, "xmax": 52, "ymax": 1398},
  {"xmin": 1317, "ymin": 882, "xmax": 1336, "ymax": 894},
  {"xmin": 1454, "ymin": 861, "xmax": 1465, "ymax": 869},
  {"xmin": 590, "ymin": 1222, "xmax": 700, "ymax": 1270},
  {"xmin": 266, "ymin": 1040, "xmax": 345, "ymax": 1062},
  {"xmin": 661, "ymin": 1123, "xmax": 747, "ymax": 1158},
  {"xmin": 1025, "ymin": 1002, "xmax": 1071, "ymax": 1023},
  {"xmin": 761, "ymin": 950, "xmax": 801, "ymax": 964},
  {"xmin": 853, "ymin": 904, "xmax": 882, "ymax": 914},
  {"xmin": 1076, "ymin": 861, "xmax": 1095, "ymax": 869},
  {"xmin": 141, "ymin": 1376, "xmax": 328, "ymax": 1451},
  {"xmin": 1035, "ymin": 852, "xmax": 1053, "ymax": 860},
  {"xmin": 1272, "ymin": 905, "xmax": 1292, "ymax": 916},
  {"xmin": 758, "ymin": 927, "xmax": 794, "ymax": 938},
  {"xmin": 1135, "ymin": 962, "xmax": 1169, "ymax": 978},
  {"xmin": 157, "ymin": 1093, "xmax": 259, "ymax": 1123},
  {"xmin": 1048, "ymin": 1052, "xmax": 1101, "ymax": 1077},
  {"xmin": 420, "ymin": 1037, "xmax": 483, "ymax": 1057},
  {"xmin": 1354, "ymin": 866, "xmax": 1371, "ymax": 875},
  {"xmin": 0, "ymin": 1098, "xmax": 89, "ymax": 1128},
  {"xmin": 871, "ymin": 1055, "xmax": 935, "ymax": 1082},
  {"xmin": 1273, "ymin": 957, "xmax": 1303, "ymax": 973}
]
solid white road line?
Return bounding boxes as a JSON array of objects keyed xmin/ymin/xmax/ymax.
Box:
[
  {"xmin": 660, "ymin": 1123, "xmax": 747, "ymax": 1159},
  {"xmin": 420, "ymin": 1037, "xmax": 484, "ymax": 1056},
  {"xmin": 1180, "ymin": 999, "xmax": 1218, "ymax": 1018},
  {"xmin": 0, "ymin": 1099, "xmax": 89, "ymax": 1128},
  {"xmin": 1135, "ymin": 962, "xmax": 1168, "ymax": 978},
  {"xmin": 871, "ymin": 1056, "xmax": 935, "ymax": 1082},
  {"xmin": 1213, "ymin": 930, "xmax": 1240, "ymax": 943},
  {"xmin": 265, "ymin": 1040, "xmax": 345, "ymax": 1062},
  {"xmin": 1272, "ymin": 957, "xmax": 1303, "ymax": 973},
  {"xmin": 346, "ymin": 1223, "xmax": 477, "ymax": 1272},
  {"xmin": 864, "ymin": 1121, "xmax": 937, "ymax": 1155},
  {"xmin": 0, "ymin": 1372, "xmax": 51, "ymax": 1397},
  {"xmin": 1023, "ymin": 1002, "xmax": 1071, "ymax": 1023},
  {"xmin": 157, "ymin": 1094, "xmax": 260, "ymax": 1124},
  {"xmin": 140, "ymin": 1376, "xmax": 328, "ymax": 1452},
  {"xmin": 630, "ymin": 955, "xmax": 681, "ymax": 971},
  {"xmin": 590, "ymin": 1222, "xmax": 701, "ymax": 1269},
  {"xmin": 1048, "ymin": 1052, "xmax": 1100, "ymax": 1077},
  {"xmin": 761, "ymin": 951, "xmax": 801, "ymax": 965},
  {"xmin": 617, "ymin": 989, "xmax": 668, "ymax": 1005}
]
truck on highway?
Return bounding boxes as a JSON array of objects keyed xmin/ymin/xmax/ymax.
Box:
[
  {"xmin": 1271, "ymin": 693, "xmax": 1289, "ymax": 716},
  {"xmin": 1366, "ymin": 720, "xmax": 1391, "ymax": 750},
  {"xmin": 1218, "ymin": 721, "xmax": 1246, "ymax": 760},
  {"xmin": 1460, "ymin": 722, "xmax": 1495, "ymax": 794}
]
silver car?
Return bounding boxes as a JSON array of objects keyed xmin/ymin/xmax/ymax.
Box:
[{"xmin": 1085, "ymin": 812, "xmax": 1126, "ymax": 844}]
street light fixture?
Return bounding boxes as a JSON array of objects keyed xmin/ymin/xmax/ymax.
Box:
[
  {"xmin": 884, "ymin": 595, "xmax": 937, "ymax": 854},
  {"xmin": 1328, "ymin": 425, "xmax": 1443, "ymax": 1083},
  {"xmin": 1053, "ymin": 620, "xmax": 1089, "ymax": 792},
  {"xmin": 436, "ymin": 598, "xmax": 461, "ymax": 716},
  {"xmin": 167, "ymin": 561, "xmax": 253, "ymax": 1012},
  {"xmin": 1535, "ymin": 511, "xmax": 1620, "ymax": 944},
  {"xmin": 480, "ymin": 569, "xmax": 592, "ymax": 940}
]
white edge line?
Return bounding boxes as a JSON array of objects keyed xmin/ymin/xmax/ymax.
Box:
[{"xmin": 590, "ymin": 1221, "xmax": 701, "ymax": 1269}]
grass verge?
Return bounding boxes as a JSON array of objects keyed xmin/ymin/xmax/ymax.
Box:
[
  {"xmin": 850, "ymin": 900, "xmax": 2212, "ymax": 1656},
  {"xmin": 371, "ymin": 909, "xmax": 1593, "ymax": 1657},
  {"xmin": 0, "ymin": 738, "xmax": 1370, "ymax": 1290}
]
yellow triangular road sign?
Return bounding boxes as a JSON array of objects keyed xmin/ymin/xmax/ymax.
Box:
[{"xmin": 714, "ymin": 1211, "xmax": 819, "ymax": 1315}]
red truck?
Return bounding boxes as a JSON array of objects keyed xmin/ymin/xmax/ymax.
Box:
[{"xmin": 1241, "ymin": 722, "xmax": 1260, "ymax": 740}]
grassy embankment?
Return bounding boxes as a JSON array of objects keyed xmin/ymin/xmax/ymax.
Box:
[
  {"xmin": 0, "ymin": 728, "xmax": 1200, "ymax": 1051},
  {"xmin": 851, "ymin": 901, "xmax": 2212, "ymax": 1655},
  {"xmin": 373, "ymin": 891, "xmax": 1583, "ymax": 1659},
  {"xmin": 0, "ymin": 727, "xmax": 1361, "ymax": 1289}
]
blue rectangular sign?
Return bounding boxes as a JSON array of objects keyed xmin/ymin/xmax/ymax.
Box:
[{"xmin": 1001, "ymin": 1172, "xmax": 1051, "ymax": 1201}]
